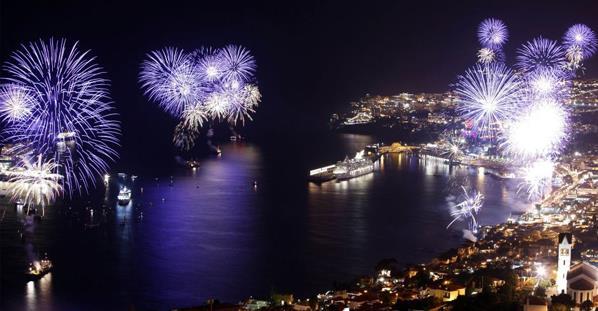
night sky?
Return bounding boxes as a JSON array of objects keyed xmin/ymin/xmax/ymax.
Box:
[{"xmin": 1, "ymin": 0, "xmax": 598, "ymax": 164}]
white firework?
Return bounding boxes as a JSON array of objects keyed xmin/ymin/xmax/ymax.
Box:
[
  {"xmin": 455, "ymin": 63, "xmax": 522, "ymax": 137},
  {"xmin": 526, "ymin": 68, "xmax": 568, "ymax": 99},
  {"xmin": 447, "ymin": 187, "xmax": 484, "ymax": 232},
  {"xmin": 8, "ymin": 154, "xmax": 63, "ymax": 216},
  {"xmin": 518, "ymin": 159, "xmax": 554, "ymax": 200},
  {"xmin": 477, "ymin": 48, "xmax": 496, "ymax": 64},
  {"xmin": 228, "ymin": 84, "xmax": 261, "ymax": 125},
  {"xmin": 0, "ymin": 84, "xmax": 34, "ymax": 122},
  {"xmin": 181, "ymin": 103, "xmax": 208, "ymax": 131},
  {"xmin": 503, "ymin": 99, "xmax": 568, "ymax": 159},
  {"xmin": 204, "ymin": 91, "xmax": 230, "ymax": 120}
]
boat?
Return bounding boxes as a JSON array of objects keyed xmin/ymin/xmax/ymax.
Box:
[
  {"xmin": 308, "ymin": 164, "xmax": 337, "ymax": 183},
  {"xmin": 186, "ymin": 160, "xmax": 200, "ymax": 168},
  {"xmin": 26, "ymin": 255, "xmax": 52, "ymax": 280},
  {"xmin": 117, "ymin": 187, "xmax": 131, "ymax": 205},
  {"xmin": 333, "ymin": 151, "xmax": 374, "ymax": 180}
]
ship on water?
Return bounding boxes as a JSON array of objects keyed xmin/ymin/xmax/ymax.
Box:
[
  {"xmin": 333, "ymin": 150, "xmax": 374, "ymax": 180},
  {"xmin": 117, "ymin": 187, "xmax": 132, "ymax": 205}
]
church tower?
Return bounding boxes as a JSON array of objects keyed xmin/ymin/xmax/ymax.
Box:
[{"xmin": 556, "ymin": 233, "xmax": 572, "ymax": 294}]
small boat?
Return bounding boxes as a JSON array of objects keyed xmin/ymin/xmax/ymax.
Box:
[
  {"xmin": 186, "ymin": 160, "xmax": 200, "ymax": 168},
  {"xmin": 26, "ymin": 255, "xmax": 52, "ymax": 280},
  {"xmin": 131, "ymin": 175, "xmax": 138, "ymax": 181},
  {"xmin": 117, "ymin": 172, "xmax": 127, "ymax": 179},
  {"xmin": 117, "ymin": 187, "xmax": 131, "ymax": 205}
]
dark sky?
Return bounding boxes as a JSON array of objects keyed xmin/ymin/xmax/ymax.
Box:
[{"xmin": 1, "ymin": 0, "xmax": 598, "ymax": 158}]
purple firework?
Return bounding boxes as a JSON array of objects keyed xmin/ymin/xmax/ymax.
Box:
[
  {"xmin": 139, "ymin": 47, "xmax": 203, "ymax": 117},
  {"xmin": 455, "ymin": 63, "xmax": 521, "ymax": 137},
  {"xmin": 516, "ymin": 37, "xmax": 566, "ymax": 74},
  {"xmin": 219, "ymin": 45, "xmax": 256, "ymax": 84},
  {"xmin": 478, "ymin": 18, "xmax": 508, "ymax": 49},
  {"xmin": 0, "ymin": 38, "xmax": 120, "ymax": 195},
  {"xmin": 563, "ymin": 24, "xmax": 598, "ymax": 59},
  {"xmin": 191, "ymin": 47, "xmax": 224, "ymax": 83}
]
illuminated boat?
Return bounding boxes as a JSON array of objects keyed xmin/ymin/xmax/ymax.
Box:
[
  {"xmin": 333, "ymin": 151, "xmax": 374, "ymax": 180},
  {"xmin": 117, "ymin": 187, "xmax": 131, "ymax": 205},
  {"xmin": 26, "ymin": 256, "xmax": 52, "ymax": 280}
]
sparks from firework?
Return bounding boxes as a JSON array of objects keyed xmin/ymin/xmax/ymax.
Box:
[
  {"xmin": 455, "ymin": 63, "xmax": 521, "ymax": 138},
  {"xmin": 518, "ymin": 159, "xmax": 554, "ymax": 200},
  {"xmin": 526, "ymin": 68, "xmax": 568, "ymax": 99},
  {"xmin": 447, "ymin": 187, "xmax": 484, "ymax": 232},
  {"xmin": 503, "ymin": 99, "xmax": 568, "ymax": 159},
  {"xmin": 563, "ymin": 24, "xmax": 597, "ymax": 60},
  {"xmin": 0, "ymin": 84, "xmax": 33, "ymax": 122},
  {"xmin": 477, "ymin": 48, "xmax": 496, "ymax": 64},
  {"xmin": 219, "ymin": 44, "xmax": 256, "ymax": 84},
  {"xmin": 173, "ymin": 122, "xmax": 200, "ymax": 151},
  {"xmin": 478, "ymin": 18, "xmax": 508, "ymax": 49},
  {"xmin": 516, "ymin": 37, "xmax": 566, "ymax": 75},
  {"xmin": 140, "ymin": 47, "xmax": 203, "ymax": 117},
  {"xmin": 1, "ymin": 38, "xmax": 120, "ymax": 195},
  {"xmin": 182, "ymin": 102, "xmax": 208, "ymax": 131},
  {"xmin": 227, "ymin": 84, "xmax": 261, "ymax": 125},
  {"xmin": 8, "ymin": 154, "xmax": 63, "ymax": 216}
]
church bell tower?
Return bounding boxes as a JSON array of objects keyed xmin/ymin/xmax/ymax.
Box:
[{"xmin": 556, "ymin": 233, "xmax": 572, "ymax": 294}]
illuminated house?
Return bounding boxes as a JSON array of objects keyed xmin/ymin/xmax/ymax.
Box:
[{"xmin": 567, "ymin": 262, "xmax": 598, "ymax": 308}]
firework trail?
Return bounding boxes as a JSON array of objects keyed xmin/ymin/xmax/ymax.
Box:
[
  {"xmin": 173, "ymin": 122, "xmax": 200, "ymax": 151},
  {"xmin": 0, "ymin": 38, "xmax": 120, "ymax": 195}
]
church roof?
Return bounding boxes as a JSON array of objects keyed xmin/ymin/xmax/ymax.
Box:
[
  {"xmin": 558, "ymin": 233, "xmax": 572, "ymax": 245},
  {"xmin": 569, "ymin": 278, "xmax": 595, "ymax": 291},
  {"xmin": 567, "ymin": 262, "xmax": 598, "ymax": 282}
]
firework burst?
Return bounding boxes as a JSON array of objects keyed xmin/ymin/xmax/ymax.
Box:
[
  {"xmin": 503, "ymin": 99, "xmax": 568, "ymax": 159},
  {"xmin": 563, "ymin": 24, "xmax": 597, "ymax": 60},
  {"xmin": 181, "ymin": 102, "xmax": 208, "ymax": 131},
  {"xmin": 447, "ymin": 187, "xmax": 484, "ymax": 232},
  {"xmin": 191, "ymin": 47, "xmax": 224, "ymax": 83},
  {"xmin": 525, "ymin": 68, "xmax": 569, "ymax": 99},
  {"xmin": 140, "ymin": 47, "xmax": 203, "ymax": 117},
  {"xmin": 477, "ymin": 48, "xmax": 496, "ymax": 64},
  {"xmin": 455, "ymin": 63, "xmax": 522, "ymax": 137},
  {"xmin": 0, "ymin": 84, "xmax": 33, "ymax": 122},
  {"xmin": 518, "ymin": 159, "xmax": 554, "ymax": 200},
  {"xmin": 478, "ymin": 18, "xmax": 508, "ymax": 48},
  {"xmin": 219, "ymin": 45, "xmax": 256, "ymax": 84},
  {"xmin": 8, "ymin": 154, "xmax": 63, "ymax": 216},
  {"xmin": 1, "ymin": 38, "xmax": 120, "ymax": 195},
  {"xmin": 516, "ymin": 37, "xmax": 566, "ymax": 75}
]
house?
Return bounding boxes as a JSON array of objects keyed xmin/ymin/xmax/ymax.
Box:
[
  {"xmin": 567, "ymin": 262, "xmax": 598, "ymax": 309},
  {"xmin": 428, "ymin": 283, "xmax": 466, "ymax": 302}
]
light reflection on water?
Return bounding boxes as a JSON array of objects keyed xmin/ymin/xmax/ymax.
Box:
[
  {"xmin": 25, "ymin": 273, "xmax": 52, "ymax": 311},
  {"xmin": 3, "ymin": 134, "xmax": 531, "ymax": 310}
]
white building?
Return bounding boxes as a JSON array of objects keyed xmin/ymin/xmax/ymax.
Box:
[
  {"xmin": 567, "ymin": 262, "xmax": 598, "ymax": 308},
  {"xmin": 557, "ymin": 233, "xmax": 573, "ymax": 295}
]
